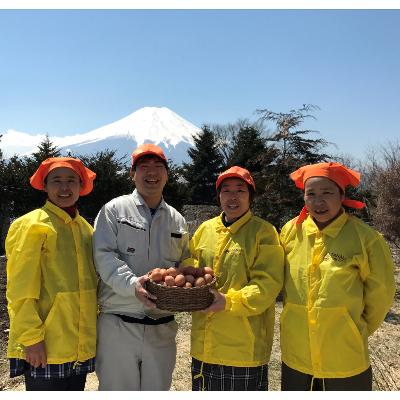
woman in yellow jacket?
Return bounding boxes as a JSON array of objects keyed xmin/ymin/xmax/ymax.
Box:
[
  {"xmin": 280, "ymin": 162, "xmax": 395, "ymax": 390},
  {"xmin": 188, "ymin": 166, "xmax": 284, "ymax": 391},
  {"xmin": 5, "ymin": 157, "xmax": 98, "ymax": 391}
]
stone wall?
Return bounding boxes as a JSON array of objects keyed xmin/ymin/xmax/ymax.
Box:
[{"xmin": 181, "ymin": 204, "xmax": 220, "ymax": 237}]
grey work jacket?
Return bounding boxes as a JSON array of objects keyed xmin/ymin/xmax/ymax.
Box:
[{"xmin": 93, "ymin": 189, "xmax": 190, "ymax": 318}]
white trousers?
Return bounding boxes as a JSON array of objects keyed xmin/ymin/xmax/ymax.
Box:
[{"xmin": 96, "ymin": 313, "xmax": 178, "ymax": 391}]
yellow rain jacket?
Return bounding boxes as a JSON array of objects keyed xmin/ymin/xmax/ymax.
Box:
[
  {"xmin": 5, "ymin": 201, "xmax": 98, "ymax": 364},
  {"xmin": 280, "ymin": 212, "xmax": 395, "ymax": 378},
  {"xmin": 189, "ymin": 211, "xmax": 284, "ymax": 367}
]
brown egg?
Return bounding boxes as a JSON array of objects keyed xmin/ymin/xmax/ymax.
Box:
[
  {"xmin": 195, "ymin": 268, "xmax": 206, "ymax": 278},
  {"xmin": 150, "ymin": 271, "xmax": 163, "ymax": 282},
  {"xmin": 160, "ymin": 268, "xmax": 168, "ymax": 280},
  {"xmin": 185, "ymin": 274, "xmax": 195, "ymax": 285},
  {"xmin": 182, "ymin": 266, "xmax": 196, "ymax": 276},
  {"xmin": 167, "ymin": 267, "xmax": 179, "ymax": 277},
  {"xmin": 176, "ymin": 264, "xmax": 185, "ymax": 273},
  {"xmin": 174, "ymin": 274, "xmax": 186, "ymax": 287},
  {"xmin": 152, "ymin": 267, "xmax": 161, "ymax": 274},
  {"xmin": 204, "ymin": 273, "xmax": 213, "ymax": 284},
  {"xmin": 184, "ymin": 282, "xmax": 193, "ymax": 288},
  {"xmin": 194, "ymin": 277, "xmax": 206, "ymax": 287},
  {"xmin": 203, "ymin": 267, "xmax": 214, "ymax": 276},
  {"xmin": 164, "ymin": 275, "xmax": 175, "ymax": 286}
]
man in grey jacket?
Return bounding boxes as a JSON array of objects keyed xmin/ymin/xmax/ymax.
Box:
[{"xmin": 93, "ymin": 143, "xmax": 190, "ymax": 390}]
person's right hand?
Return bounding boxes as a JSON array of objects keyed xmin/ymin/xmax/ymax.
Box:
[
  {"xmin": 135, "ymin": 275, "xmax": 157, "ymax": 308},
  {"xmin": 25, "ymin": 340, "xmax": 47, "ymax": 368},
  {"xmin": 202, "ymin": 288, "xmax": 226, "ymax": 313}
]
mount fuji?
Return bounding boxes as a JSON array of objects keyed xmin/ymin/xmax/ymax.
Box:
[{"xmin": 1, "ymin": 107, "xmax": 202, "ymax": 165}]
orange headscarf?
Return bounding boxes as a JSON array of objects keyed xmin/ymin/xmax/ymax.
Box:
[
  {"xmin": 30, "ymin": 157, "xmax": 96, "ymax": 196},
  {"xmin": 131, "ymin": 143, "xmax": 167, "ymax": 167},
  {"xmin": 290, "ymin": 162, "xmax": 365, "ymax": 225},
  {"xmin": 216, "ymin": 166, "xmax": 256, "ymax": 190}
]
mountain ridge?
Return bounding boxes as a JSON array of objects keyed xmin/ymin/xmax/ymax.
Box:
[{"xmin": 1, "ymin": 107, "xmax": 201, "ymax": 165}]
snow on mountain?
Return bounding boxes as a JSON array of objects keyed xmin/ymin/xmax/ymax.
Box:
[{"xmin": 1, "ymin": 107, "xmax": 201, "ymax": 165}]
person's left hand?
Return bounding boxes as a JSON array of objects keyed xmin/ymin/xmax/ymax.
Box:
[{"xmin": 202, "ymin": 288, "xmax": 226, "ymax": 312}]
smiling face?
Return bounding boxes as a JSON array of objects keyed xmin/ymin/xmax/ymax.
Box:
[
  {"xmin": 133, "ymin": 156, "xmax": 168, "ymax": 208},
  {"xmin": 219, "ymin": 178, "xmax": 250, "ymax": 222},
  {"xmin": 44, "ymin": 167, "xmax": 82, "ymax": 208},
  {"xmin": 304, "ymin": 176, "xmax": 345, "ymax": 229}
]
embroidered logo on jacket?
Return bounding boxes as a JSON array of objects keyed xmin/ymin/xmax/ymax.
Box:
[
  {"xmin": 324, "ymin": 252, "xmax": 346, "ymax": 262},
  {"xmin": 224, "ymin": 248, "xmax": 242, "ymax": 255}
]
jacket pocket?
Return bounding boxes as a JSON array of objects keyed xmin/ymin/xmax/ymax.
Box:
[
  {"xmin": 208, "ymin": 314, "xmax": 256, "ymax": 363},
  {"xmin": 44, "ymin": 292, "xmax": 79, "ymax": 360},
  {"xmin": 280, "ymin": 303, "xmax": 312, "ymax": 368},
  {"xmin": 164, "ymin": 231, "xmax": 188, "ymax": 264},
  {"xmin": 116, "ymin": 222, "xmax": 147, "ymax": 257},
  {"xmin": 317, "ymin": 307, "xmax": 367, "ymax": 374}
]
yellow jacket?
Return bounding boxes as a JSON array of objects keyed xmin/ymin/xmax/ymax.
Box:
[
  {"xmin": 6, "ymin": 201, "xmax": 98, "ymax": 364},
  {"xmin": 188, "ymin": 211, "xmax": 284, "ymax": 367},
  {"xmin": 280, "ymin": 212, "xmax": 396, "ymax": 378}
]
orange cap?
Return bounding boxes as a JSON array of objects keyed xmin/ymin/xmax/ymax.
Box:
[
  {"xmin": 216, "ymin": 166, "xmax": 256, "ymax": 190},
  {"xmin": 131, "ymin": 143, "xmax": 167, "ymax": 167},
  {"xmin": 30, "ymin": 157, "xmax": 96, "ymax": 196},
  {"xmin": 290, "ymin": 162, "xmax": 365, "ymax": 225},
  {"xmin": 290, "ymin": 162, "xmax": 361, "ymax": 191}
]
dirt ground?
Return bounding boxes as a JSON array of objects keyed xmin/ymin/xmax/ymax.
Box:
[{"xmin": 1, "ymin": 253, "xmax": 399, "ymax": 391}]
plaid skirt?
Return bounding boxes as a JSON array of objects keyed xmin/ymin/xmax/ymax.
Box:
[
  {"xmin": 9, "ymin": 358, "xmax": 95, "ymax": 379},
  {"xmin": 191, "ymin": 357, "xmax": 268, "ymax": 391}
]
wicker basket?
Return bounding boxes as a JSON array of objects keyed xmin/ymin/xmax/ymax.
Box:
[{"xmin": 145, "ymin": 277, "xmax": 216, "ymax": 312}]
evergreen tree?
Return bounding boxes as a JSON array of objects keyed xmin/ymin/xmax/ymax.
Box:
[
  {"xmin": 31, "ymin": 134, "xmax": 61, "ymax": 163},
  {"xmin": 163, "ymin": 161, "xmax": 188, "ymax": 212},
  {"xmin": 257, "ymin": 104, "xmax": 329, "ymax": 164},
  {"xmin": 252, "ymin": 154, "xmax": 304, "ymax": 229},
  {"xmin": 0, "ymin": 155, "xmax": 42, "ymax": 252},
  {"xmin": 77, "ymin": 150, "xmax": 131, "ymax": 224},
  {"xmin": 18, "ymin": 135, "xmax": 64, "ymax": 215},
  {"xmin": 253, "ymin": 104, "xmax": 330, "ymax": 228},
  {"xmin": 5, "ymin": 156, "xmax": 46, "ymax": 217},
  {"xmin": 227, "ymin": 124, "xmax": 268, "ymax": 173},
  {"xmin": 182, "ymin": 126, "xmax": 224, "ymax": 205}
]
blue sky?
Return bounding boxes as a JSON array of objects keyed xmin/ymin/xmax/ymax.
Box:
[{"xmin": 0, "ymin": 9, "xmax": 399, "ymax": 161}]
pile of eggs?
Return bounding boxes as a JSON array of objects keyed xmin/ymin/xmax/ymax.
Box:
[{"xmin": 148, "ymin": 266, "xmax": 214, "ymax": 288}]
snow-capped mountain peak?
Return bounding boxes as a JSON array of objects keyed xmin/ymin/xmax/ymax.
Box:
[
  {"xmin": 57, "ymin": 106, "xmax": 199, "ymax": 147},
  {"xmin": 1, "ymin": 107, "xmax": 201, "ymax": 164}
]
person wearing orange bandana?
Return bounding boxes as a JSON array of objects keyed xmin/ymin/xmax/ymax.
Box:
[
  {"xmin": 5, "ymin": 157, "xmax": 98, "ymax": 391},
  {"xmin": 279, "ymin": 162, "xmax": 396, "ymax": 390},
  {"xmin": 186, "ymin": 166, "xmax": 284, "ymax": 391}
]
